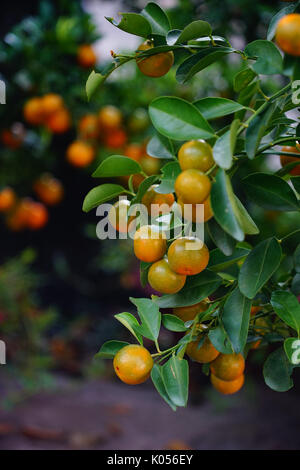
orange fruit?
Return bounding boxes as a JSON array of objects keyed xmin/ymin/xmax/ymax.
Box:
[
  {"xmin": 175, "ymin": 169, "xmax": 211, "ymax": 204},
  {"xmin": 98, "ymin": 105, "xmax": 122, "ymax": 129},
  {"xmin": 42, "ymin": 94, "xmax": 63, "ymax": 117},
  {"xmin": 210, "ymin": 353, "xmax": 245, "ymax": 381},
  {"xmin": 148, "ymin": 258, "xmax": 186, "ymax": 294},
  {"xmin": 173, "ymin": 301, "xmax": 208, "ymax": 322},
  {"xmin": 77, "ymin": 44, "xmax": 97, "ymax": 68},
  {"xmin": 275, "ymin": 13, "xmax": 300, "ymax": 56},
  {"xmin": 136, "ymin": 41, "xmax": 174, "ymax": 78},
  {"xmin": 23, "ymin": 200, "xmax": 49, "ymax": 230},
  {"xmin": 186, "ymin": 336, "xmax": 219, "ymax": 363},
  {"xmin": 104, "ymin": 128, "xmax": 127, "ymax": 148},
  {"xmin": 0, "ymin": 187, "xmax": 16, "ymax": 212},
  {"xmin": 23, "ymin": 97, "xmax": 45, "ymax": 125},
  {"xmin": 124, "ymin": 143, "xmax": 143, "ymax": 161},
  {"xmin": 78, "ymin": 114, "xmax": 100, "ymax": 140},
  {"xmin": 113, "ymin": 344, "xmax": 153, "ymax": 385},
  {"xmin": 66, "ymin": 140, "xmax": 95, "ymax": 167},
  {"xmin": 33, "ymin": 174, "xmax": 63, "ymax": 206},
  {"xmin": 46, "ymin": 108, "xmax": 71, "ymax": 134},
  {"xmin": 142, "ymin": 184, "xmax": 175, "ymax": 217},
  {"xmin": 280, "ymin": 146, "xmax": 300, "ymax": 175},
  {"xmin": 177, "ymin": 196, "xmax": 213, "ymax": 223},
  {"xmin": 108, "ymin": 199, "xmax": 136, "ymax": 233},
  {"xmin": 211, "ymin": 373, "xmax": 245, "ymax": 395},
  {"xmin": 134, "ymin": 225, "xmax": 167, "ymax": 263},
  {"xmin": 178, "ymin": 140, "xmax": 214, "ymax": 172},
  {"xmin": 168, "ymin": 237, "xmax": 209, "ymax": 276}
]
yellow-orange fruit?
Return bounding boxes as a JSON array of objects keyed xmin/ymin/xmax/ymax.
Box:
[
  {"xmin": 133, "ymin": 225, "xmax": 167, "ymax": 263},
  {"xmin": 175, "ymin": 169, "xmax": 211, "ymax": 204},
  {"xmin": 77, "ymin": 44, "xmax": 97, "ymax": 68},
  {"xmin": 148, "ymin": 258, "xmax": 186, "ymax": 294},
  {"xmin": 186, "ymin": 336, "xmax": 219, "ymax": 363},
  {"xmin": 210, "ymin": 353, "xmax": 245, "ymax": 382},
  {"xmin": 136, "ymin": 41, "xmax": 174, "ymax": 78},
  {"xmin": 113, "ymin": 344, "xmax": 153, "ymax": 385},
  {"xmin": 168, "ymin": 237, "xmax": 209, "ymax": 276},
  {"xmin": 275, "ymin": 13, "xmax": 300, "ymax": 56},
  {"xmin": 178, "ymin": 140, "xmax": 214, "ymax": 172},
  {"xmin": 211, "ymin": 373, "xmax": 245, "ymax": 395},
  {"xmin": 66, "ymin": 140, "xmax": 95, "ymax": 167}
]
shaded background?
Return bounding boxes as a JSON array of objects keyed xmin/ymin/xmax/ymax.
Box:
[{"xmin": 0, "ymin": 0, "xmax": 300, "ymax": 450}]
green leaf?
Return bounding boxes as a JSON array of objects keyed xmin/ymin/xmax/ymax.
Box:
[
  {"xmin": 131, "ymin": 175, "xmax": 158, "ymax": 204},
  {"xmin": 106, "ymin": 13, "xmax": 151, "ymax": 38},
  {"xmin": 208, "ymin": 325, "xmax": 233, "ymax": 354},
  {"xmin": 149, "ymin": 96, "xmax": 214, "ymax": 141},
  {"xmin": 210, "ymin": 169, "xmax": 244, "ymax": 242},
  {"xmin": 284, "ymin": 338, "xmax": 300, "ymax": 365},
  {"xmin": 207, "ymin": 219, "xmax": 236, "ymax": 256},
  {"xmin": 245, "ymin": 103, "xmax": 276, "ymax": 159},
  {"xmin": 267, "ymin": 3, "xmax": 297, "ymax": 41},
  {"xmin": 156, "ymin": 161, "xmax": 181, "ymax": 194},
  {"xmin": 263, "ymin": 347, "xmax": 293, "ymax": 392},
  {"xmin": 86, "ymin": 71, "xmax": 107, "ymax": 101},
  {"xmin": 234, "ymin": 196, "xmax": 259, "ymax": 235},
  {"xmin": 243, "ymin": 173, "xmax": 299, "ymax": 211},
  {"xmin": 167, "ymin": 29, "xmax": 182, "ymax": 45},
  {"xmin": 94, "ymin": 340, "xmax": 129, "ymax": 359},
  {"xmin": 291, "ymin": 176, "xmax": 300, "ymax": 195},
  {"xmin": 212, "ymin": 119, "xmax": 239, "ymax": 170},
  {"xmin": 114, "ymin": 312, "xmax": 143, "ymax": 344},
  {"xmin": 162, "ymin": 314, "xmax": 189, "ymax": 332},
  {"xmin": 238, "ymin": 238, "xmax": 282, "ymax": 299},
  {"xmin": 151, "ymin": 364, "xmax": 177, "ymax": 410},
  {"xmin": 141, "ymin": 2, "xmax": 170, "ymax": 36},
  {"xmin": 282, "ymin": 230, "xmax": 300, "ymax": 254},
  {"xmin": 147, "ymin": 133, "xmax": 174, "ymax": 159},
  {"xmin": 175, "ymin": 20, "xmax": 212, "ymax": 44},
  {"xmin": 82, "ymin": 184, "xmax": 126, "ymax": 212},
  {"xmin": 176, "ymin": 47, "xmax": 233, "ymax": 83},
  {"xmin": 154, "ymin": 270, "xmax": 222, "ymax": 308},
  {"xmin": 222, "ymin": 287, "xmax": 251, "ymax": 353},
  {"xmin": 162, "ymin": 356, "xmax": 189, "ymax": 407},
  {"xmin": 194, "ymin": 97, "xmax": 245, "ymax": 120},
  {"xmin": 130, "ymin": 297, "xmax": 161, "ymax": 341},
  {"xmin": 271, "ymin": 290, "xmax": 300, "ymax": 335},
  {"xmin": 92, "ymin": 155, "xmax": 141, "ymax": 178},
  {"xmin": 245, "ymin": 40, "xmax": 282, "ymax": 75},
  {"xmin": 208, "ymin": 246, "xmax": 250, "ymax": 272},
  {"xmin": 234, "ymin": 67, "xmax": 256, "ymax": 93}
]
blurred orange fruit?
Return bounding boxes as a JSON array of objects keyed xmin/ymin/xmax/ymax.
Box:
[
  {"xmin": 46, "ymin": 108, "xmax": 71, "ymax": 134},
  {"xmin": 66, "ymin": 140, "xmax": 95, "ymax": 167},
  {"xmin": 77, "ymin": 44, "xmax": 97, "ymax": 68},
  {"xmin": 23, "ymin": 97, "xmax": 45, "ymax": 125},
  {"xmin": 33, "ymin": 174, "xmax": 64, "ymax": 206},
  {"xmin": 0, "ymin": 187, "xmax": 16, "ymax": 212},
  {"xmin": 78, "ymin": 114, "xmax": 100, "ymax": 140},
  {"xmin": 98, "ymin": 105, "xmax": 122, "ymax": 129}
]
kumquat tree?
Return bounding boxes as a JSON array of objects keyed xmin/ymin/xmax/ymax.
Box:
[{"xmin": 83, "ymin": 1, "xmax": 300, "ymax": 409}]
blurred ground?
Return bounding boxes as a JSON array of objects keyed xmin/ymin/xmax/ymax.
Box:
[{"xmin": 0, "ymin": 377, "xmax": 300, "ymax": 450}]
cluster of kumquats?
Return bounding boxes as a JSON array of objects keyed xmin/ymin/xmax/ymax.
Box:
[{"xmin": 109, "ymin": 138, "xmax": 259, "ymax": 395}]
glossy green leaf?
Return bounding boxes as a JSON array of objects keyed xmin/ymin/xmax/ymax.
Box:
[
  {"xmin": 106, "ymin": 13, "xmax": 151, "ymax": 38},
  {"xmin": 222, "ymin": 287, "xmax": 251, "ymax": 353},
  {"xmin": 86, "ymin": 71, "xmax": 107, "ymax": 101},
  {"xmin": 243, "ymin": 173, "xmax": 299, "ymax": 211},
  {"xmin": 175, "ymin": 20, "xmax": 212, "ymax": 44},
  {"xmin": 194, "ymin": 97, "xmax": 245, "ymax": 120},
  {"xmin": 234, "ymin": 67, "xmax": 256, "ymax": 92},
  {"xmin": 154, "ymin": 270, "xmax": 222, "ymax": 308},
  {"xmin": 176, "ymin": 47, "xmax": 233, "ymax": 83},
  {"xmin": 114, "ymin": 312, "xmax": 143, "ymax": 344},
  {"xmin": 207, "ymin": 219, "xmax": 236, "ymax": 256},
  {"xmin": 245, "ymin": 103, "xmax": 276, "ymax": 159},
  {"xmin": 208, "ymin": 325, "xmax": 233, "ymax": 354},
  {"xmin": 151, "ymin": 364, "xmax": 177, "ymax": 410},
  {"xmin": 234, "ymin": 196, "xmax": 259, "ymax": 235},
  {"xmin": 147, "ymin": 133, "xmax": 174, "ymax": 159},
  {"xmin": 141, "ymin": 2, "xmax": 170, "ymax": 36},
  {"xmin": 92, "ymin": 155, "xmax": 141, "ymax": 178},
  {"xmin": 210, "ymin": 169, "xmax": 244, "ymax": 242},
  {"xmin": 82, "ymin": 184, "xmax": 126, "ymax": 212},
  {"xmin": 162, "ymin": 314, "xmax": 189, "ymax": 332},
  {"xmin": 94, "ymin": 340, "xmax": 129, "ymax": 359},
  {"xmin": 263, "ymin": 347, "xmax": 293, "ymax": 392},
  {"xmin": 156, "ymin": 161, "xmax": 181, "ymax": 194},
  {"xmin": 149, "ymin": 96, "xmax": 215, "ymax": 141},
  {"xmin": 208, "ymin": 246, "xmax": 250, "ymax": 272},
  {"xmin": 291, "ymin": 176, "xmax": 300, "ymax": 194},
  {"xmin": 271, "ymin": 290, "xmax": 300, "ymax": 335},
  {"xmin": 162, "ymin": 356, "xmax": 189, "ymax": 407},
  {"xmin": 245, "ymin": 40, "xmax": 282, "ymax": 75},
  {"xmin": 239, "ymin": 238, "xmax": 282, "ymax": 299},
  {"xmin": 212, "ymin": 119, "xmax": 239, "ymax": 170},
  {"xmin": 130, "ymin": 297, "xmax": 161, "ymax": 341}
]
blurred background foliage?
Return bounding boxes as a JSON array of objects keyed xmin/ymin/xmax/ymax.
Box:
[{"xmin": 0, "ymin": 0, "xmax": 299, "ymax": 406}]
